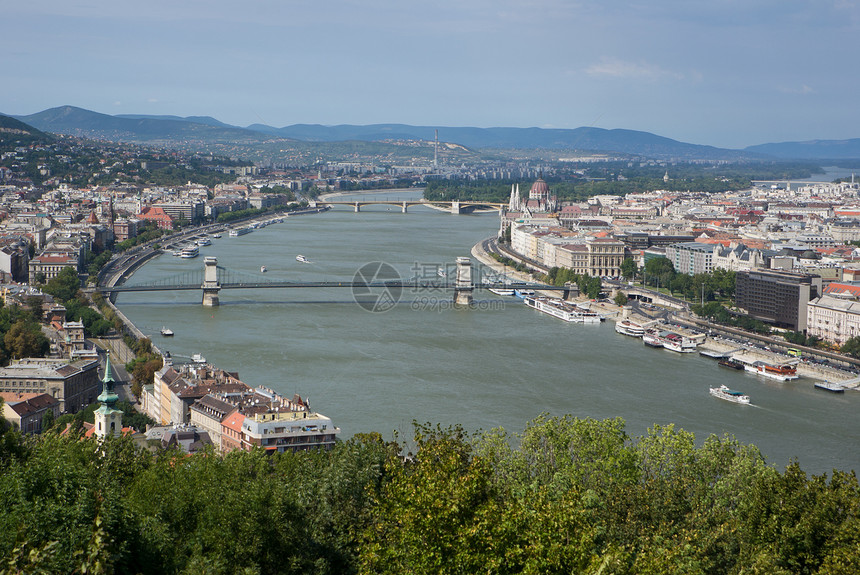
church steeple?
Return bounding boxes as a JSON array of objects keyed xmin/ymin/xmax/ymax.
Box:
[
  {"xmin": 97, "ymin": 356, "xmax": 119, "ymax": 407},
  {"xmin": 94, "ymin": 355, "xmax": 123, "ymax": 438}
]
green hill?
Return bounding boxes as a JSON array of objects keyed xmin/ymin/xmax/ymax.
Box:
[{"xmin": 0, "ymin": 114, "xmax": 53, "ymax": 147}]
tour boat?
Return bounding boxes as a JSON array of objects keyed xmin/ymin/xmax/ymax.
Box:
[
  {"xmin": 160, "ymin": 326, "xmax": 174, "ymax": 337},
  {"xmin": 744, "ymin": 361, "xmax": 799, "ymax": 381},
  {"xmin": 191, "ymin": 353, "xmax": 206, "ymax": 364},
  {"xmin": 615, "ymin": 320, "xmax": 645, "ymax": 338},
  {"xmin": 196, "ymin": 237, "xmax": 211, "ymax": 246},
  {"xmin": 709, "ymin": 384, "xmax": 750, "ymax": 404},
  {"xmin": 179, "ymin": 245, "xmax": 199, "ymax": 258},
  {"xmin": 229, "ymin": 227, "xmax": 252, "ymax": 237},
  {"xmin": 524, "ymin": 295, "xmax": 602, "ymax": 324},
  {"xmin": 642, "ymin": 328, "xmax": 664, "ymax": 347},
  {"xmin": 296, "ymin": 255, "xmax": 311, "ymax": 264}
]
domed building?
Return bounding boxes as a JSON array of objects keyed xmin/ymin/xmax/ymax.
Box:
[{"xmin": 508, "ymin": 175, "xmax": 557, "ymax": 214}]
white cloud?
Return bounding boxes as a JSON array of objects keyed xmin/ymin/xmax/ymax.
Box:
[{"xmin": 585, "ymin": 57, "xmax": 683, "ymax": 81}]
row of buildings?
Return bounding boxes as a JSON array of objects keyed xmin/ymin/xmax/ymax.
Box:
[
  {"xmin": 139, "ymin": 361, "xmax": 339, "ymax": 453},
  {"xmin": 502, "ymin": 175, "xmax": 860, "ymax": 344}
]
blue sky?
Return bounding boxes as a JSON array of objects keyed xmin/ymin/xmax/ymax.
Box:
[{"xmin": 2, "ymin": 0, "xmax": 858, "ymax": 149}]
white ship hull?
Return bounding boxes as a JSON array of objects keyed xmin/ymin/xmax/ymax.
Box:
[
  {"xmin": 615, "ymin": 320, "xmax": 644, "ymax": 337},
  {"xmin": 525, "ymin": 296, "xmax": 602, "ymax": 323},
  {"xmin": 744, "ymin": 363, "xmax": 799, "ymax": 381}
]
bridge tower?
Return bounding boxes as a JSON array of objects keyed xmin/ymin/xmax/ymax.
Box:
[
  {"xmin": 454, "ymin": 256, "xmax": 473, "ymax": 306},
  {"xmin": 402, "ymin": 201, "xmax": 408, "ymax": 213},
  {"xmin": 202, "ymin": 256, "xmax": 221, "ymax": 307},
  {"xmin": 451, "ymin": 201, "xmax": 461, "ymax": 215}
]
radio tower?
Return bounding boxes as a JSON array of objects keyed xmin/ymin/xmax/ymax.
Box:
[{"xmin": 434, "ymin": 129, "xmax": 438, "ymax": 170}]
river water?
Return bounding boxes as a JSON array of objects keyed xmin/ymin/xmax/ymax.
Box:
[{"xmin": 117, "ymin": 191, "xmax": 860, "ymax": 474}]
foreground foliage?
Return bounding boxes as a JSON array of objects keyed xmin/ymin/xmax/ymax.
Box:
[{"xmin": 0, "ymin": 416, "xmax": 858, "ymax": 574}]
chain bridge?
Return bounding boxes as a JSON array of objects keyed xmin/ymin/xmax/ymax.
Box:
[{"xmin": 98, "ymin": 256, "xmax": 562, "ymax": 306}]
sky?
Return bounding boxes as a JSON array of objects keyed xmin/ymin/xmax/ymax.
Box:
[{"xmin": 2, "ymin": 0, "xmax": 858, "ymax": 149}]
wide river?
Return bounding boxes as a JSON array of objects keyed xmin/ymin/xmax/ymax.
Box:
[{"xmin": 117, "ymin": 191, "xmax": 860, "ymax": 475}]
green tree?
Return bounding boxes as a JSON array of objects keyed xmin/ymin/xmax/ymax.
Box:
[
  {"xmin": 41, "ymin": 409, "xmax": 54, "ymax": 433},
  {"xmin": 841, "ymin": 336, "xmax": 860, "ymax": 359},
  {"xmin": 614, "ymin": 291, "xmax": 629, "ymax": 307},
  {"xmin": 3, "ymin": 320, "xmax": 49, "ymax": 360},
  {"xmin": 620, "ymin": 257, "xmax": 638, "ymax": 280},
  {"xmin": 41, "ymin": 266, "xmax": 81, "ymax": 303}
]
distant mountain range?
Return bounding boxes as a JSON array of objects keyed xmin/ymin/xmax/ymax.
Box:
[{"xmin": 8, "ymin": 105, "xmax": 860, "ymax": 161}]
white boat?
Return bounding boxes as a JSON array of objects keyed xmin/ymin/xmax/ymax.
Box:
[
  {"xmin": 437, "ymin": 267, "xmax": 447, "ymax": 278},
  {"xmin": 615, "ymin": 320, "xmax": 645, "ymax": 337},
  {"xmin": 524, "ymin": 295, "xmax": 602, "ymax": 324},
  {"xmin": 744, "ymin": 361, "xmax": 799, "ymax": 381},
  {"xmin": 191, "ymin": 353, "xmax": 206, "ymax": 364},
  {"xmin": 212, "ymin": 233, "xmax": 222, "ymax": 239},
  {"xmin": 229, "ymin": 227, "xmax": 252, "ymax": 237},
  {"xmin": 660, "ymin": 331, "xmax": 697, "ymax": 353},
  {"xmin": 179, "ymin": 245, "xmax": 199, "ymax": 258},
  {"xmin": 710, "ymin": 384, "xmax": 750, "ymax": 404},
  {"xmin": 296, "ymin": 255, "xmax": 311, "ymax": 264},
  {"xmin": 160, "ymin": 326, "xmax": 174, "ymax": 337},
  {"xmin": 260, "ymin": 266, "xmax": 267, "ymax": 273},
  {"xmin": 643, "ymin": 328, "xmax": 664, "ymax": 348},
  {"xmin": 514, "ymin": 289, "xmax": 535, "ymax": 298},
  {"xmin": 489, "ymin": 287, "xmax": 516, "ymax": 296},
  {"xmin": 196, "ymin": 237, "xmax": 211, "ymax": 246}
]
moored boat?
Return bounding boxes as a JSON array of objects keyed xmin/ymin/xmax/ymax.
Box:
[
  {"xmin": 524, "ymin": 295, "xmax": 602, "ymax": 323},
  {"xmin": 643, "ymin": 328, "xmax": 664, "ymax": 347},
  {"xmin": 196, "ymin": 237, "xmax": 211, "ymax": 246},
  {"xmin": 179, "ymin": 245, "xmax": 199, "ymax": 258},
  {"xmin": 744, "ymin": 361, "xmax": 799, "ymax": 381},
  {"xmin": 710, "ymin": 384, "xmax": 750, "ymax": 404},
  {"xmin": 718, "ymin": 358, "xmax": 744, "ymax": 370},
  {"xmin": 615, "ymin": 320, "xmax": 645, "ymax": 337}
]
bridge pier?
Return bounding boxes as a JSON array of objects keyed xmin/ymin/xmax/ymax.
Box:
[
  {"xmin": 202, "ymin": 256, "xmax": 221, "ymax": 307},
  {"xmin": 402, "ymin": 202, "xmax": 408, "ymax": 213},
  {"xmin": 451, "ymin": 201, "xmax": 461, "ymax": 215},
  {"xmin": 454, "ymin": 256, "xmax": 473, "ymax": 306},
  {"xmin": 354, "ymin": 202, "xmax": 361, "ymax": 212},
  {"xmin": 562, "ymin": 281, "xmax": 579, "ymax": 301}
]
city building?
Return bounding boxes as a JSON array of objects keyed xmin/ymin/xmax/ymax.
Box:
[
  {"xmin": 0, "ymin": 358, "xmax": 100, "ymax": 413},
  {"xmin": 735, "ymin": 269, "xmax": 821, "ymax": 331},
  {"xmin": 1, "ymin": 392, "xmax": 60, "ymax": 434}
]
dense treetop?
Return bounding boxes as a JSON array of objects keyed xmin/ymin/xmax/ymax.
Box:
[{"xmin": 1, "ymin": 415, "xmax": 858, "ymax": 574}]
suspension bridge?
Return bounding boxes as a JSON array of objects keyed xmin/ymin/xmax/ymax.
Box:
[
  {"xmin": 97, "ymin": 256, "xmax": 562, "ymax": 306},
  {"xmin": 312, "ymin": 199, "xmax": 506, "ymax": 214}
]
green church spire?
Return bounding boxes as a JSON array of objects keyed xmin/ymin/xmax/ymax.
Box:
[{"xmin": 97, "ymin": 355, "xmax": 119, "ymax": 407}]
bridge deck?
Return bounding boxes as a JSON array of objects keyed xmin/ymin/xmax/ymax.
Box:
[{"xmin": 99, "ymin": 281, "xmax": 560, "ymax": 292}]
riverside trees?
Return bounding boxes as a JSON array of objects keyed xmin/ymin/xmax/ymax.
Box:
[{"xmin": 0, "ymin": 416, "xmax": 858, "ymax": 574}]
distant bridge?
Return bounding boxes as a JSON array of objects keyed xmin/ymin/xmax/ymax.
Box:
[
  {"xmin": 98, "ymin": 256, "xmax": 563, "ymax": 306},
  {"xmin": 312, "ymin": 199, "xmax": 506, "ymax": 214}
]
